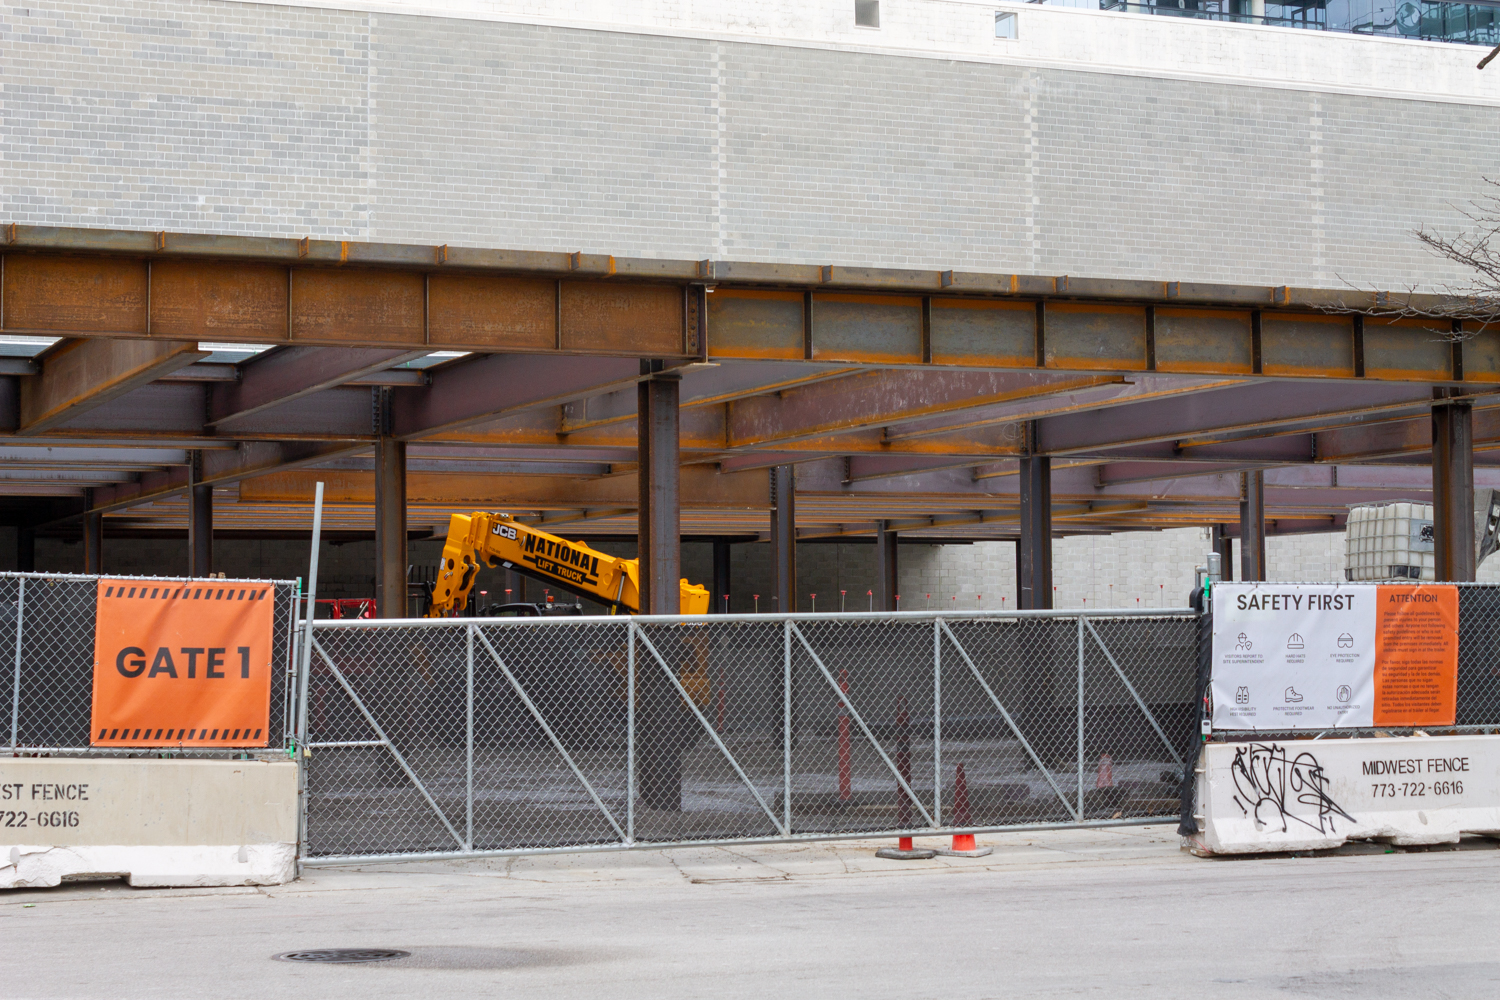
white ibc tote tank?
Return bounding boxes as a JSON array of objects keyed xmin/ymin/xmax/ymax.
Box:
[{"xmin": 1345, "ymin": 489, "xmax": 1500, "ymax": 581}]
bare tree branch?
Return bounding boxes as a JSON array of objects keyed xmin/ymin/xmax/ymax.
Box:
[{"xmin": 1324, "ymin": 178, "xmax": 1500, "ymax": 342}]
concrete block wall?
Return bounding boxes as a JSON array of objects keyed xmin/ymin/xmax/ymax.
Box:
[
  {"xmin": 2, "ymin": 0, "xmax": 1493, "ymax": 289},
  {"xmin": 14, "ymin": 527, "xmax": 1500, "ymax": 610}
]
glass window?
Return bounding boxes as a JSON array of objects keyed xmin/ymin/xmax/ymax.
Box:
[
  {"xmin": 996, "ymin": 10, "xmax": 1019, "ymax": 36},
  {"xmin": 856, "ymin": 0, "xmax": 881, "ymax": 27}
]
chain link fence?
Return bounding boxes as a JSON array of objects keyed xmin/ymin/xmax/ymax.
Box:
[
  {"xmin": 300, "ymin": 609, "xmax": 1200, "ymax": 862},
  {"xmin": 2, "ymin": 572, "xmax": 301, "ymax": 756}
]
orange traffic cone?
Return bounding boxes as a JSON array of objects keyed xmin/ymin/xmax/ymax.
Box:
[{"xmin": 935, "ymin": 763, "xmax": 992, "ymax": 857}]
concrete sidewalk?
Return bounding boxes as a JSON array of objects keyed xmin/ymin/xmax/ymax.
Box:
[{"xmin": 3, "ymin": 826, "xmax": 1498, "ymax": 999}]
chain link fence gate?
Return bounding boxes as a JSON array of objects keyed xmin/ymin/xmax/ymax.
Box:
[
  {"xmin": 298, "ymin": 608, "xmax": 1199, "ymax": 863},
  {"xmin": 2, "ymin": 572, "xmax": 301, "ymax": 756}
]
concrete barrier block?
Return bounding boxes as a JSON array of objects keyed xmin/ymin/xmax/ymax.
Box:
[{"xmin": 0, "ymin": 758, "xmax": 297, "ymax": 888}]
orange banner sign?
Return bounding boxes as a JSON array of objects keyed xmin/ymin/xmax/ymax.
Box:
[
  {"xmin": 1374, "ymin": 584, "xmax": 1459, "ymax": 727},
  {"xmin": 90, "ymin": 580, "xmax": 275, "ymax": 747}
]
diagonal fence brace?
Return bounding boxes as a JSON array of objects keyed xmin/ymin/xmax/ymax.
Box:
[
  {"xmin": 311, "ymin": 636, "xmax": 466, "ymax": 850},
  {"xmin": 475, "ymin": 628, "xmax": 627, "ymax": 842},
  {"xmin": 1083, "ymin": 617, "xmax": 1183, "ymax": 767},
  {"xmin": 633, "ymin": 624, "xmax": 787, "ymax": 836},
  {"xmin": 937, "ymin": 619, "xmax": 1079, "ymax": 822},
  {"xmin": 789, "ymin": 620, "xmax": 936, "ymax": 828}
]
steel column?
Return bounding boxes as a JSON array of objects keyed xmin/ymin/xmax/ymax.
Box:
[
  {"xmin": 1019, "ymin": 448, "xmax": 1052, "ymax": 610},
  {"xmin": 16, "ymin": 528, "xmax": 33, "ymax": 573},
  {"xmin": 1239, "ymin": 471, "xmax": 1266, "ymax": 582},
  {"xmin": 82, "ymin": 508, "xmax": 103, "ymax": 575},
  {"xmin": 876, "ymin": 519, "xmax": 899, "ymax": 612},
  {"xmin": 188, "ymin": 466, "xmax": 212, "ymax": 578},
  {"xmin": 1434, "ymin": 398, "xmax": 1476, "ymax": 582},
  {"xmin": 712, "ymin": 539, "xmax": 731, "ymax": 614},
  {"xmin": 773, "ymin": 465, "xmax": 797, "ymax": 613},
  {"xmin": 637, "ymin": 369, "xmax": 681, "ymax": 615},
  {"xmin": 374, "ymin": 434, "xmax": 408, "ymax": 618}
]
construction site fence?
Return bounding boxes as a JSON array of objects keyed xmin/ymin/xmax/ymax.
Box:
[
  {"xmin": 1, "ymin": 572, "xmax": 302, "ymax": 756},
  {"xmin": 297, "ymin": 608, "xmax": 1201, "ymax": 864}
]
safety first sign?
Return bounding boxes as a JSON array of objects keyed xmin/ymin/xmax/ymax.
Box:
[
  {"xmin": 90, "ymin": 580, "xmax": 275, "ymax": 747},
  {"xmin": 1211, "ymin": 583, "xmax": 1458, "ymax": 731}
]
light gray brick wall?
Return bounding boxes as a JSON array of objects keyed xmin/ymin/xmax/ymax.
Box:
[{"xmin": 2, "ymin": 0, "xmax": 1492, "ymax": 287}]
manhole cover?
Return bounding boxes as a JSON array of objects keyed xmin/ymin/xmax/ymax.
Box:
[{"xmin": 274, "ymin": 949, "xmax": 410, "ymax": 965}]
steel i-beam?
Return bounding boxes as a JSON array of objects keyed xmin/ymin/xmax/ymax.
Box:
[
  {"xmin": 1019, "ymin": 424, "xmax": 1053, "ymax": 609},
  {"xmin": 375, "ymin": 433, "xmax": 408, "ymax": 618},
  {"xmin": 638, "ymin": 368, "xmax": 682, "ymax": 614},
  {"xmin": 773, "ymin": 465, "xmax": 797, "ymax": 613},
  {"xmin": 1433, "ymin": 398, "xmax": 1476, "ymax": 582},
  {"xmin": 1239, "ymin": 470, "xmax": 1267, "ymax": 582},
  {"xmin": 876, "ymin": 519, "xmax": 899, "ymax": 612}
]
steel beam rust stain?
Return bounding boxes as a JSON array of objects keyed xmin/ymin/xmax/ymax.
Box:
[
  {"xmin": 149, "ymin": 261, "xmax": 288, "ymax": 341},
  {"xmin": 807, "ymin": 294, "xmax": 923, "ymax": 364},
  {"xmin": 2, "ymin": 256, "xmax": 148, "ymax": 334},
  {"xmin": 1042, "ymin": 303, "xmax": 1148, "ymax": 371},
  {"xmin": 291, "ymin": 269, "xmax": 426, "ymax": 344},
  {"xmin": 561, "ymin": 282, "xmax": 682, "ymax": 355},
  {"xmin": 1259, "ymin": 313, "xmax": 1357, "ymax": 378},
  {"xmin": 929, "ymin": 299, "xmax": 1035, "ymax": 366},
  {"xmin": 707, "ymin": 289, "xmax": 804, "ymax": 359},
  {"xmin": 426, "ymin": 273, "xmax": 554, "ymax": 350},
  {"xmin": 1360, "ymin": 315, "xmax": 1460, "ymax": 382},
  {"xmin": 1152, "ymin": 308, "xmax": 1255, "ymax": 375}
]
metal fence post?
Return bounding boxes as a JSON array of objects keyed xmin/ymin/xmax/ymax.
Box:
[
  {"xmin": 1077, "ymin": 613, "xmax": 1085, "ymax": 819},
  {"xmin": 466, "ymin": 622, "xmax": 474, "ymax": 852},
  {"xmin": 295, "ymin": 481, "xmax": 325, "ymax": 865},
  {"xmin": 933, "ymin": 616, "xmax": 942, "ymax": 828},
  {"xmin": 783, "ymin": 617, "xmax": 792, "ymax": 835},
  {"xmin": 9, "ymin": 577, "xmax": 23, "ymax": 749},
  {"xmin": 626, "ymin": 619, "xmax": 635, "ymax": 845}
]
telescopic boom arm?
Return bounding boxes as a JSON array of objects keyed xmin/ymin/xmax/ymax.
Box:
[{"xmin": 427, "ymin": 512, "xmax": 710, "ymax": 616}]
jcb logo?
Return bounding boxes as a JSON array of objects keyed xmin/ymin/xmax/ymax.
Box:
[{"xmin": 492, "ymin": 523, "xmax": 518, "ymax": 540}]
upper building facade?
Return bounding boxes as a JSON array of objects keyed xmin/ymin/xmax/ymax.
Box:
[{"xmin": 2, "ymin": 0, "xmax": 1496, "ymax": 289}]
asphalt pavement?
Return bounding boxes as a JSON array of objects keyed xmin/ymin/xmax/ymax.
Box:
[{"xmin": 3, "ymin": 826, "xmax": 1497, "ymax": 999}]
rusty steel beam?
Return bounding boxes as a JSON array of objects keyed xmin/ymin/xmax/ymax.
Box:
[
  {"xmin": 210, "ymin": 346, "xmax": 427, "ymax": 426},
  {"xmin": 240, "ymin": 466, "xmax": 771, "ymax": 509},
  {"xmin": 393, "ymin": 353, "xmax": 652, "ymax": 440},
  {"xmin": 2, "ymin": 225, "xmax": 1490, "ymax": 383},
  {"xmin": 725, "ymin": 370, "xmax": 1120, "ymax": 450},
  {"xmin": 16, "ymin": 338, "xmax": 208, "ymax": 435},
  {"xmin": 1034, "ymin": 382, "xmax": 1444, "ymax": 457}
]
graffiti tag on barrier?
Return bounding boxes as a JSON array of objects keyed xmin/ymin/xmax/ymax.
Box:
[{"xmin": 1230, "ymin": 743, "xmax": 1355, "ymax": 834}]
